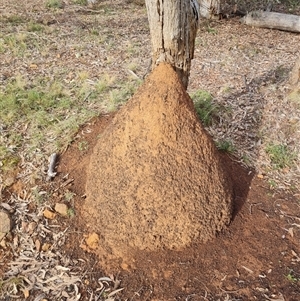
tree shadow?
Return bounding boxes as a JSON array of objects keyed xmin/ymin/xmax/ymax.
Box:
[
  {"xmin": 209, "ymin": 66, "xmax": 292, "ymax": 218},
  {"xmin": 220, "ymin": 152, "xmax": 254, "ymax": 219}
]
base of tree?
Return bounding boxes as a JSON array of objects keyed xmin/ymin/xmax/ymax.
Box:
[{"xmin": 83, "ymin": 63, "xmax": 233, "ymax": 261}]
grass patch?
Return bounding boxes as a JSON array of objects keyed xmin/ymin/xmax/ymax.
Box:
[
  {"xmin": 266, "ymin": 143, "xmax": 296, "ymax": 169},
  {"xmin": 46, "ymin": 0, "xmax": 64, "ymax": 9},
  {"xmin": 191, "ymin": 90, "xmax": 218, "ymax": 126},
  {"xmin": 106, "ymin": 79, "xmax": 142, "ymax": 112},
  {"xmin": 73, "ymin": 0, "xmax": 88, "ymax": 5},
  {"xmin": 3, "ymin": 34, "xmax": 27, "ymax": 56},
  {"xmin": 216, "ymin": 140, "xmax": 235, "ymax": 154},
  {"xmin": 3, "ymin": 15, "xmax": 27, "ymax": 24},
  {"xmin": 0, "ymin": 71, "xmax": 141, "ymax": 175},
  {"xmin": 27, "ymin": 22, "xmax": 44, "ymax": 32},
  {"xmin": 286, "ymin": 270, "xmax": 300, "ymax": 283}
]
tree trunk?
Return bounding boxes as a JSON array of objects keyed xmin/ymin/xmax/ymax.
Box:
[
  {"xmin": 199, "ymin": 0, "xmax": 220, "ymax": 19},
  {"xmin": 145, "ymin": 0, "xmax": 199, "ymax": 89},
  {"xmin": 241, "ymin": 11, "xmax": 300, "ymax": 33}
]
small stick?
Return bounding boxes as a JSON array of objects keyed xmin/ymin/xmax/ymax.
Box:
[{"xmin": 46, "ymin": 153, "xmax": 58, "ymax": 181}]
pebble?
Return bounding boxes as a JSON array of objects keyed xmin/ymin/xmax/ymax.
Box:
[
  {"xmin": 54, "ymin": 203, "xmax": 69, "ymax": 216},
  {"xmin": 0, "ymin": 211, "xmax": 12, "ymax": 241},
  {"xmin": 43, "ymin": 209, "xmax": 56, "ymax": 219}
]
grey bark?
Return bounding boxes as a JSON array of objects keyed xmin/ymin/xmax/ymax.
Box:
[
  {"xmin": 199, "ymin": 0, "xmax": 220, "ymax": 19},
  {"xmin": 145, "ymin": 0, "xmax": 199, "ymax": 89}
]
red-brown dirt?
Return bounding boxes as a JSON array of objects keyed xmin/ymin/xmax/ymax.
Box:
[
  {"xmin": 54, "ymin": 66, "xmax": 300, "ymax": 300},
  {"xmin": 81, "ymin": 63, "xmax": 233, "ymax": 264}
]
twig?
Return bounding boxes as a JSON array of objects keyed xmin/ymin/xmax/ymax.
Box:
[{"xmin": 46, "ymin": 153, "xmax": 58, "ymax": 181}]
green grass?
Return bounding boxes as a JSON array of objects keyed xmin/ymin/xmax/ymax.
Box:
[
  {"xmin": 216, "ymin": 140, "xmax": 235, "ymax": 154},
  {"xmin": 27, "ymin": 22, "xmax": 44, "ymax": 32},
  {"xmin": 106, "ymin": 79, "xmax": 142, "ymax": 112},
  {"xmin": 286, "ymin": 270, "xmax": 300, "ymax": 283},
  {"xmin": 265, "ymin": 143, "xmax": 296, "ymax": 169},
  {"xmin": 78, "ymin": 140, "xmax": 89, "ymax": 152},
  {"xmin": 191, "ymin": 90, "xmax": 218, "ymax": 126},
  {"xmin": 46, "ymin": 0, "xmax": 64, "ymax": 9},
  {"xmin": 3, "ymin": 15, "xmax": 26, "ymax": 24},
  {"xmin": 72, "ymin": 0, "xmax": 88, "ymax": 5},
  {"xmin": 0, "ymin": 71, "xmax": 140, "ymax": 175},
  {"xmin": 2, "ymin": 34, "xmax": 27, "ymax": 56}
]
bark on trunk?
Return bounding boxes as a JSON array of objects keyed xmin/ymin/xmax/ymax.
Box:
[
  {"xmin": 145, "ymin": 0, "xmax": 199, "ymax": 89},
  {"xmin": 199, "ymin": 0, "xmax": 220, "ymax": 19},
  {"xmin": 241, "ymin": 11, "xmax": 300, "ymax": 33}
]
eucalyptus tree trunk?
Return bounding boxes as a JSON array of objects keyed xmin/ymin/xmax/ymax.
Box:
[
  {"xmin": 199, "ymin": 0, "xmax": 220, "ymax": 18},
  {"xmin": 145, "ymin": 0, "xmax": 199, "ymax": 89}
]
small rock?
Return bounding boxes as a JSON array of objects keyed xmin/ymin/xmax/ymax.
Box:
[
  {"xmin": 43, "ymin": 209, "xmax": 56, "ymax": 219},
  {"xmin": 0, "ymin": 211, "xmax": 12, "ymax": 241},
  {"xmin": 85, "ymin": 232, "xmax": 99, "ymax": 250},
  {"xmin": 54, "ymin": 203, "xmax": 68, "ymax": 217}
]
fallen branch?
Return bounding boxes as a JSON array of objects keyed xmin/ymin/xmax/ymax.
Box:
[
  {"xmin": 241, "ymin": 11, "xmax": 300, "ymax": 33},
  {"xmin": 46, "ymin": 153, "xmax": 58, "ymax": 181}
]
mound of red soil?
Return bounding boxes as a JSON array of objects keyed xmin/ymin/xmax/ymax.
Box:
[{"xmin": 83, "ymin": 63, "xmax": 233, "ymax": 260}]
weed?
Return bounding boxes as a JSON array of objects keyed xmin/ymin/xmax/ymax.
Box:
[
  {"xmin": 127, "ymin": 42, "xmax": 140, "ymax": 55},
  {"xmin": 67, "ymin": 208, "xmax": 76, "ymax": 218},
  {"xmin": 265, "ymin": 143, "xmax": 296, "ymax": 169},
  {"xmin": 27, "ymin": 22, "xmax": 44, "ymax": 32},
  {"xmin": 106, "ymin": 79, "xmax": 141, "ymax": 112},
  {"xmin": 241, "ymin": 154, "xmax": 251, "ymax": 166},
  {"xmin": 274, "ymin": 65, "xmax": 289, "ymax": 82},
  {"xmin": 4, "ymin": 15, "xmax": 25, "ymax": 24},
  {"xmin": 31, "ymin": 187, "xmax": 48, "ymax": 204},
  {"xmin": 46, "ymin": 0, "xmax": 64, "ymax": 9},
  {"xmin": 73, "ymin": 0, "xmax": 87, "ymax": 5},
  {"xmin": 207, "ymin": 26, "xmax": 217, "ymax": 34},
  {"xmin": 216, "ymin": 140, "xmax": 235, "ymax": 153},
  {"xmin": 3, "ymin": 34, "xmax": 27, "ymax": 56},
  {"xmin": 91, "ymin": 29, "xmax": 99, "ymax": 36},
  {"xmin": 0, "ymin": 276, "xmax": 26, "ymax": 299},
  {"xmin": 191, "ymin": 90, "xmax": 218, "ymax": 126},
  {"xmin": 95, "ymin": 74, "xmax": 115, "ymax": 93},
  {"xmin": 78, "ymin": 140, "xmax": 89, "ymax": 152},
  {"xmin": 127, "ymin": 62, "xmax": 139, "ymax": 73},
  {"xmin": 64, "ymin": 191, "xmax": 76, "ymax": 202},
  {"xmin": 286, "ymin": 270, "xmax": 299, "ymax": 283},
  {"xmin": 268, "ymin": 179, "xmax": 277, "ymax": 189}
]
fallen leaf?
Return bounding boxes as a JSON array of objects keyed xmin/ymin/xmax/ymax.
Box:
[
  {"xmin": 42, "ymin": 243, "xmax": 51, "ymax": 251},
  {"xmin": 23, "ymin": 288, "xmax": 30, "ymax": 298}
]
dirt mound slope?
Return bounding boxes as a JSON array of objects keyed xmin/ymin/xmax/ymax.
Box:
[{"xmin": 83, "ymin": 63, "xmax": 233, "ymax": 260}]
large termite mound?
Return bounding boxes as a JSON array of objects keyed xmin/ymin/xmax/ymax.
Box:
[{"xmin": 83, "ymin": 63, "xmax": 233, "ymax": 259}]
